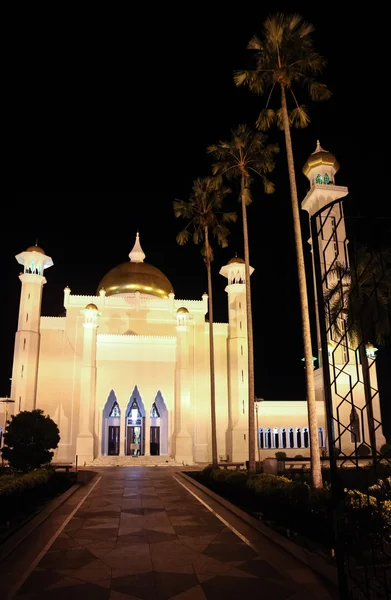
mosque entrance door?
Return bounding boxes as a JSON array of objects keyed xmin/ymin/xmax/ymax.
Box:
[
  {"xmin": 127, "ymin": 425, "xmax": 142, "ymax": 455},
  {"xmin": 150, "ymin": 426, "xmax": 160, "ymax": 455},
  {"xmin": 108, "ymin": 426, "xmax": 120, "ymax": 455}
]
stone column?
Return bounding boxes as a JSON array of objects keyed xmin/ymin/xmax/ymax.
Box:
[
  {"xmin": 144, "ymin": 412, "xmax": 151, "ymax": 456},
  {"xmin": 76, "ymin": 304, "xmax": 99, "ymax": 465},
  {"xmin": 175, "ymin": 308, "xmax": 193, "ymax": 464}
]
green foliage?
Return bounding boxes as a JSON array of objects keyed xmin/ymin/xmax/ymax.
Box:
[
  {"xmin": 173, "ymin": 176, "xmax": 235, "ymax": 264},
  {"xmin": 0, "ymin": 469, "xmax": 51, "ymax": 495},
  {"xmin": 1, "ymin": 409, "xmax": 60, "ymax": 472},
  {"xmin": 356, "ymin": 444, "xmax": 371, "ymax": 457},
  {"xmin": 293, "ymin": 454, "xmax": 305, "ymax": 460},
  {"xmin": 234, "ymin": 13, "xmax": 331, "ymax": 130},
  {"xmin": 275, "ymin": 451, "xmax": 287, "ymax": 460},
  {"xmin": 380, "ymin": 443, "xmax": 391, "ymax": 458}
]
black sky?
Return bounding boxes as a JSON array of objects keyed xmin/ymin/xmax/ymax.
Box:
[{"xmin": 5, "ymin": 5, "xmax": 388, "ymax": 417}]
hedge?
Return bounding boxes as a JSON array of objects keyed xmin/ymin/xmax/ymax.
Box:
[
  {"xmin": 191, "ymin": 467, "xmax": 391, "ymax": 552},
  {"xmin": 0, "ymin": 468, "xmax": 73, "ymax": 527}
]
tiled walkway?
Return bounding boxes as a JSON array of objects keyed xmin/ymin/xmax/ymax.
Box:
[{"xmin": 15, "ymin": 468, "xmax": 333, "ymax": 599}]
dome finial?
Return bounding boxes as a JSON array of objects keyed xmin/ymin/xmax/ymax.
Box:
[
  {"xmin": 314, "ymin": 140, "xmax": 325, "ymax": 154},
  {"xmin": 129, "ymin": 232, "xmax": 146, "ymax": 263}
]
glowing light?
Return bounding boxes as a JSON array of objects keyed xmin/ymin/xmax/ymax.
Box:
[
  {"xmin": 365, "ymin": 342, "xmax": 378, "ymax": 359},
  {"xmin": 131, "ymin": 408, "xmax": 138, "ymax": 421}
]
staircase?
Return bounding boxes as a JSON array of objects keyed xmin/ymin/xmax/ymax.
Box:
[{"xmin": 88, "ymin": 455, "xmax": 181, "ymax": 467}]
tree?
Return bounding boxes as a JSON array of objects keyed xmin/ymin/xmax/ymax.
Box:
[
  {"xmin": 325, "ymin": 247, "xmax": 391, "ymax": 457},
  {"xmin": 234, "ymin": 13, "xmax": 332, "ymax": 487},
  {"xmin": 173, "ymin": 176, "xmax": 236, "ymax": 468},
  {"xmin": 207, "ymin": 125, "xmax": 278, "ymax": 472},
  {"xmin": 1, "ymin": 409, "xmax": 60, "ymax": 472}
]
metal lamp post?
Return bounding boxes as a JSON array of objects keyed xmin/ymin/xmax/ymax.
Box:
[{"xmin": 0, "ymin": 397, "xmax": 15, "ymax": 449}]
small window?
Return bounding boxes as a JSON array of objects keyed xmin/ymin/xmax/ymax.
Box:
[
  {"xmin": 26, "ymin": 313, "xmax": 29, "ymax": 322},
  {"xmin": 23, "ymin": 338, "xmax": 26, "ymax": 350},
  {"xmin": 28, "ymin": 293, "xmax": 30, "ymax": 299},
  {"xmin": 21, "ymin": 365, "xmax": 24, "ymax": 378},
  {"xmin": 19, "ymin": 396, "xmax": 21, "ymax": 411},
  {"xmin": 303, "ymin": 427, "xmax": 309, "ymax": 448},
  {"xmin": 316, "ymin": 174, "xmax": 323, "ymax": 184},
  {"xmin": 324, "ymin": 173, "xmax": 330, "ymax": 184},
  {"xmin": 258, "ymin": 428, "xmax": 264, "ymax": 449},
  {"xmin": 281, "ymin": 428, "xmax": 287, "ymax": 448},
  {"xmin": 289, "ymin": 427, "xmax": 294, "ymax": 448},
  {"xmin": 265, "ymin": 428, "xmax": 271, "ymax": 449},
  {"xmin": 318, "ymin": 427, "xmax": 325, "ymax": 448},
  {"xmin": 241, "ymin": 345, "xmax": 243, "ymax": 355},
  {"xmin": 241, "ymin": 370, "xmax": 244, "ymax": 382},
  {"xmin": 109, "ymin": 401, "xmax": 121, "ymax": 418},
  {"xmin": 150, "ymin": 402, "xmax": 160, "ymax": 418},
  {"xmin": 296, "ymin": 427, "xmax": 302, "ymax": 448},
  {"xmin": 273, "ymin": 427, "xmax": 279, "ymax": 449},
  {"xmin": 240, "ymin": 321, "xmax": 242, "ymax": 330}
]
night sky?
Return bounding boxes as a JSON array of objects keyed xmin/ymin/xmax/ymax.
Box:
[{"xmin": 6, "ymin": 5, "xmax": 389, "ymax": 431}]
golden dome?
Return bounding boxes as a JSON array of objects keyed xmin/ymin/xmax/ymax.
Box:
[
  {"xmin": 228, "ymin": 256, "xmax": 245, "ymax": 264},
  {"xmin": 302, "ymin": 141, "xmax": 340, "ymax": 177},
  {"xmin": 26, "ymin": 245, "xmax": 45, "ymax": 254},
  {"xmin": 177, "ymin": 307, "xmax": 189, "ymax": 314},
  {"xmin": 85, "ymin": 303, "xmax": 98, "ymax": 310},
  {"xmin": 97, "ymin": 262, "xmax": 174, "ymax": 298}
]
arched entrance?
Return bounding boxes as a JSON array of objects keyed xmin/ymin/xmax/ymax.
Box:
[
  {"xmin": 102, "ymin": 390, "xmax": 121, "ymax": 456},
  {"xmin": 125, "ymin": 386, "xmax": 146, "ymax": 456},
  {"xmin": 149, "ymin": 391, "xmax": 168, "ymax": 456}
]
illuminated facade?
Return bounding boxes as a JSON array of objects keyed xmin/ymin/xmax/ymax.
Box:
[
  {"xmin": 9, "ymin": 235, "xmax": 253, "ymax": 465},
  {"xmin": 7, "ymin": 145, "xmax": 385, "ymax": 464}
]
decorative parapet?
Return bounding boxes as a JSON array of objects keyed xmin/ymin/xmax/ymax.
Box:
[
  {"xmin": 97, "ymin": 333, "xmax": 177, "ymax": 344},
  {"xmin": 68, "ymin": 295, "xmax": 99, "ymax": 306},
  {"xmin": 40, "ymin": 317, "xmax": 66, "ymax": 330}
]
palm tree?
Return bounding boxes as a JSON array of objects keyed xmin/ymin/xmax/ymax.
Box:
[
  {"xmin": 234, "ymin": 13, "xmax": 332, "ymax": 487},
  {"xmin": 325, "ymin": 247, "xmax": 391, "ymax": 458},
  {"xmin": 173, "ymin": 176, "xmax": 236, "ymax": 468},
  {"xmin": 207, "ymin": 125, "xmax": 278, "ymax": 472}
]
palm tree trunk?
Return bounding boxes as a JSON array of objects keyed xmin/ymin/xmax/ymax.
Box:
[
  {"xmin": 205, "ymin": 226, "xmax": 218, "ymax": 469},
  {"xmin": 241, "ymin": 177, "xmax": 256, "ymax": 473},
  {"xmin": 280, "ymin": 85, "xmax": 322, "ymax": 488}
]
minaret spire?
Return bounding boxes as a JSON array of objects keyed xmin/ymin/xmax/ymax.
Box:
[{"xmin": 129, "ymin": 232, "xmax": 146, "ymax": 263}]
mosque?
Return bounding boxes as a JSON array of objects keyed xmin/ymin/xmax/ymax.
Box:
[{"xmin": 5, "ymin": 145, "xmax": 385, "ymax": 465}]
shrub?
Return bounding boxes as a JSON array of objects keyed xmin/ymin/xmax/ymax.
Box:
[
  {"xmin": 275, "ymin": 452, "xmax": 287, "ymax": 460},
  {"xmin": 356, "ymin": 444, "xmax": 371, "ymax": 457},
  {"xmin": 380, "ymin": 443, "xmax": 391, "ymax": 458},
  {"xmin": 1, "ymin": 409, "xmax": 60, "ymax": 472},
  {"xmin": 293, "ymin": 454, "xmax": 305, "ymax": 460}
]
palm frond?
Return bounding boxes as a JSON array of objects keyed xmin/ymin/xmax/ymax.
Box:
[
  {"xmin": 308, "ymin": 80, "xmax": 332, "ymax": 101},
  {"xmin": 176, "ymin": 229, "xmax": 191, "ymax": 246},
  {"xmin": 222, "ymin": 211, "xmax": 237, "ymax": 223},
  {"xmin": 256, "ymin": 108, "xmax": 276, "ymax": 131},
  {"xmin": 290, "ymin": 105, "xmax": 310, "ymax": 128},
  {"xmin": 247, "ymin": 35, "xmax": 262, "ymax": 50},
  {"xmin": 263, "ymin": 178, "xmax": 275, "ymax": 194}
]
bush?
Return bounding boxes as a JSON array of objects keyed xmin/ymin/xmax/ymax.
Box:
[
  {"xmin": 380, "ymin": 443, "xmax": 391, "ymax": 458},
  {"xmin": 275, "ymin": 452, "xmax": 287, "ymax": 460},
  {"xmin": 356, "ymin": 444, "xmax": 371, "ymax": 457},
  {"xmin": 293, "ymin": 454, "xmax": 305, "ymax": 460},
  {"xmin": 1, "ymin": 409, "xmax": 60, "ymax": 472},
  {"xmin": 0, "ymin": 468, "xmax": 72, "ymax": 526}
]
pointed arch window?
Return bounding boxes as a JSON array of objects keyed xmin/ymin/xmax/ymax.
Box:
[
  {"xmin": 109, "ymin": 402, "xmax": 121, "ymax": 418},
  {"xmin": 273, "ymin": 427, "xmax": 279, "ymax": 449},
  {"xmin": 324, "ymin": 173, "xmax": 330, "ymax": 184},
  {"xmin": 316, "ymin": 174, "xmax": 323, "ymax": 184},
  {"xmin": 128, "ymin": 399, "xmax": 142, "ymax": 422},
  {"xmin": 150, "ymin": 403, "xmax": 160, "ymax": 418}
]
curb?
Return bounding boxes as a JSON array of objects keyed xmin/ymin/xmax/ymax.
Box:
[
  {"xmin": 0, "ymin": 482, "xmax": 80, "ymax": 565},
  {"xmin": 179, "ymin": 471, "xmax": 338, "ymax": 587}
]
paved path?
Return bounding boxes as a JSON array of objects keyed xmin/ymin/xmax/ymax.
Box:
[{"xmin": 14, "ymin": 467, "xmax": 336, "ymax": 599}]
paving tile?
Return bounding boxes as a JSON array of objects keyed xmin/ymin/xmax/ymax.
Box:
[
  {"xmin": 170, "ymin": 584, "xmax": 207, "ymax": 600},
  {"xmin": 154, "ymin": 570, "xmax": 199, "ymax": 599}
]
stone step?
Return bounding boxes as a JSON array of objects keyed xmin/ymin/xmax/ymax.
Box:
[{"xmin": 88, "ymin": 455, "xmax": 179, "ymax": 467}]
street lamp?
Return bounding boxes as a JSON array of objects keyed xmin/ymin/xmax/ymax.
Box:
[
  {"xmin": 254, "ymin": 398, "xmax": 264, "ymax": 469},
  {"xmin": 0, "ymin": 397, "xmax": 15, "ymax": 449},
  {"xmin": 365, "ymin": 342, "xmax": 378, "ymax": 360}
]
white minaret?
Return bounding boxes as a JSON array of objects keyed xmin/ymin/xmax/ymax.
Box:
[
  {"xmin": 301, "ymin": 142, "xmax": 385, "ymax": 453},
  {"xmin": 301, "ymin": 141, "xmax": 348, "ymax": 365},
  {"xmin": 220, "ymin": 257, "xmax": 253, "ymax": 462},
  {"xmin": 11, "ymin": 244, "xmax": 53, "ymax": 412}
]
